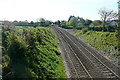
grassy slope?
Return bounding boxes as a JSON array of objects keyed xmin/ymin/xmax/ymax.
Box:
[
  {"xmin": 2, "ymin": 26, "xmax": 66, "ymax": 79},
  {"xmin": 69, "ymin": 29, "xmax": 119, "ymax": 56}
]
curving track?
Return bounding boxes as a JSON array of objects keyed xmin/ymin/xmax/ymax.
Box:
[{"xmin": 52, "ymin": 27, "xmax": 120, "ymax": 79}]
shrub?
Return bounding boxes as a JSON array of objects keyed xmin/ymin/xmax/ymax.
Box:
[
  {"xmin": 82, "ymin": 28, "xmax": 88, "ymax": 34},
  {"xmin": 2, "ymin": 27, "xmax": 66, "ymax": 79}
]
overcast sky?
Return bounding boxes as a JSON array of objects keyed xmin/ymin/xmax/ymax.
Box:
[{"xmin": 0, "ymin": 0, "xmax": 118, "ymax": 22}]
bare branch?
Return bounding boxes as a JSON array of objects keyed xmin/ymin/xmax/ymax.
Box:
[{"xmin": 98, "ymin": 8, "xmax": 118, "ymax": 27}]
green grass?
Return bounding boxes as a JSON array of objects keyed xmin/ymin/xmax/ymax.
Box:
[
  {"xmin": 2, "ymin": 26, "xmax": 66, "ymax": 79},
  {"xmin": 69, "ymin": 29, "xmax": 119, "ymax": 56}
]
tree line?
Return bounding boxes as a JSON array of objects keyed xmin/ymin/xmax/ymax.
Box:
[{"xmin": 2, "ymin": 8, "xmax": 118, "ymax": 32}]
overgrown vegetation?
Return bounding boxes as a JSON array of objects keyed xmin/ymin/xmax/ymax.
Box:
[
  {"xmin": 1, "ymin": 6, "xmax": 118, "ymax": 79},
  {"xmin": 2, "ymin": 27, "xmax": 66, "ymax": 79},
  {"xmin": 69, "ymin": 29, "xmax": 119, "ymax": 56}
]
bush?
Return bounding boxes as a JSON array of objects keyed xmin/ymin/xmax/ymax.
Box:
[
  {"xmin": 2, "ymin": 27, "xmax": 66, "ymax": 79},
  {"xmin": 82, "ymin": 28, "xmax": 88, "ymax": 34},
  {"xmin": 70, "ymin": 29, "xmax": 118, "ymax": 57}
]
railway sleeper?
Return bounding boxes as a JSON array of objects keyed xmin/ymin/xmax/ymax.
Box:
[
  {"xmin": 80, "ymin": 75, "xmax": 89, "ymax": 78},
  {"xmin": 78, "ymin": 72, "xmax": 87, "ymax": 75},
  {"xmin": 104, "ymin": 72, "xmax": 113, "ymax": 75},
  {"xmin": 79, "ymin": 73, "xmax": 88, "ymax": 76},
  {"xmin": 70, "ymin": 75, "xmax": 77, "ymax": 78},
  {"xmin": 103, "ymin": 73, "xmax": 117, "ymax": 78},
  {"xmin": 101, "ymin": 70, "xmax": 110, "ymax": 73},
  {"xmin": 99, "ymin": 67, "xmax": 108, "ymax": 71},
  {"xmin": 106, "ymin": 76, "xmax": 117, "ymax": 78}
]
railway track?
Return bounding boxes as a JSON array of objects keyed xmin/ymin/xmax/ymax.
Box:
[
  {"xmin": 62, "ymin": 28, "xmax": 120, "ymax": 78},
  {"xmin": 52, "ymin": 27, "xmax": 120, "ymax": 79},
  {"xmin": 54, "ymin": 27, "xmax": 92, "ymax": 78}
]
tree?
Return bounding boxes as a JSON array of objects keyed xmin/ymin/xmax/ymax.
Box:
[
  {"xmin": 78, "ymin": 17, "xmax": 85, "ymax": 23},
  {"xmin": 16, "ymin": 21, "xmax": 29, "ymax": 26},
  {"xmin": 54, "ymin": 20, "xmax": 61, "ymax": 26},
  {"xmin": 33, "ymin": 22, "xmax": 39, "ymax": 27},
  {"xmin": 77, "ymin": 17, "xmax": 86, "ymax": 27},
  {"xmin": 35, "ymin": 18, "xmax": 46, "ymax": 26},
  {"xmin": 39, "ymin": 18, "xmax": 46, "ymax": 26},
  {"xmin": 92, "ymin": 20, "xmax": 102, "ymax": 26},
  {"xmin": 84, "ymin": 19, "xmax": 92, "ymax": 26},
  {"xmin": 29, "ymin": 21, "xmax": 34, "ymax": 26},
  {"xmin": 45, "ymin": 20, "xmax": 52, "ymax": 27},
  {"xmin": 76, "ymin": 23, "xmax": 84, "ymax": 28},
  {"xmin": 3, "ymin": 21, "xmax": 15, "ymax": 31},
  {"xmin": 68, "ymin": 17, "xmax": 77, "ymax": 27},
  {"xmin": 98, "ymin": 8, "xmax": 118, "ymax": 30},
  {"xmin": 68, "ymin": 15, "xmax": 75, "ymax": 22},
  {"xmin": 60, "ymin": 20, "xmax": 67, "ymax": 28},
  {"xmin": 39, "ymin": 18, "xmax": 45, "ymax": 22},
  {"xmin": 13, "ymin": 20, "xmax": 18, "ymax": 26}
]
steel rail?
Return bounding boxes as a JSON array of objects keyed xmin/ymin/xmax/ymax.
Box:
[
  {"xmin": 54, "ymin": 27, "xmax": 92, "ymax": 78},
  {"xmin": 54, "ymin": 29, "xmax": 79, "ymax": 78},
  {"xmin": 61, "ymin": 28, "xmax": 120, "ymax": 79}
]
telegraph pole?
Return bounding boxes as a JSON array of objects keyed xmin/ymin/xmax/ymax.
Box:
[
  {"xmin": 117, "ymin": 0, "xmax": 120, "ymax": 34},
  {"xmin": 118, "ymin": 0, "xmax": 120, "ymax": 36},
  {"xmin": 117, "ymin": 0, "xmax": 120, "ymax": 66},
  {"xmin": 118, "ymin": 0, "xmax": 120, "ymax": 21}
]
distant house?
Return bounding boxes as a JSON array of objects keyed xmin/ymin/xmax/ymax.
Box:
[
  {"xmin": 0, "ymin": 21, "xmax": 3, "ymax": 25},
  {"xmin": 89, "ymin": 23, "xmax": 94, "ymax": 27},
  {"xmin": 107, "ymin": 20, "xmax": 118, "ymax": 26}
]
